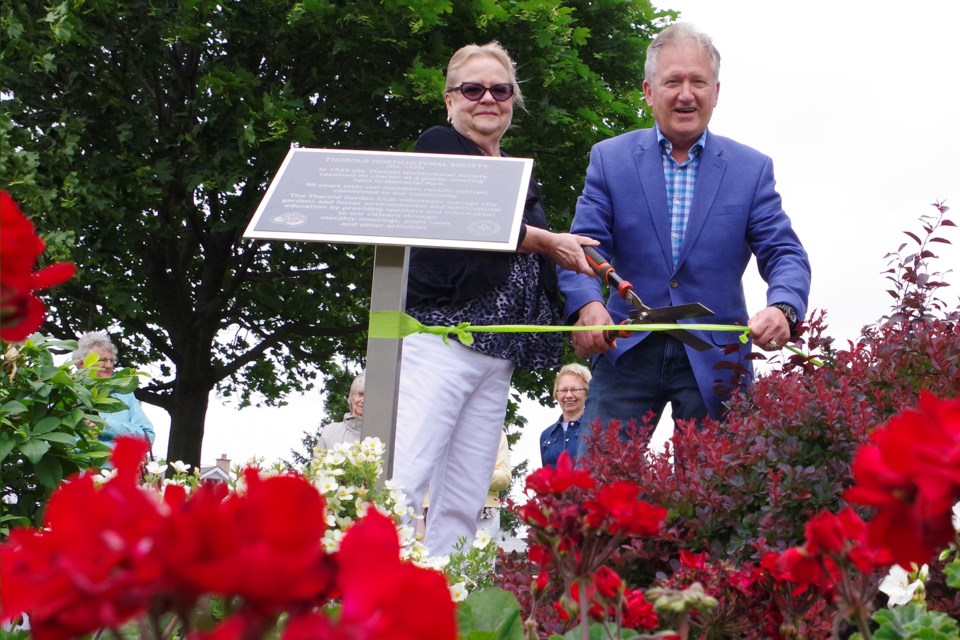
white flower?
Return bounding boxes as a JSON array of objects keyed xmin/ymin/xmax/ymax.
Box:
[
  {"xmin": 145, "ymin": 461, "xmax": 168, "ymax": 476},
  {"xmin": 315, "ymin": 475, "xmax": 339, "ymax": 494},
  {"xmin": 952, "ymin": 501, "xmax": 960, "ymax": 532},
  {"xmin": 472, "ymin": 529, "xmax": 492, "ymax": 550},
  {"xmin": 170, "ymin": 460, "xmax": 191, "ymax": 474},
  {"xmin": 93, "ymin": 468, "xmax": 118, "ymax": 484},
  {"xmin": 879, "ymin": 563, "xmax": 928, "ymax": 606},
  {"xmin": 449, "ymin": 581, "xmax": 468, "ymax": 602}
]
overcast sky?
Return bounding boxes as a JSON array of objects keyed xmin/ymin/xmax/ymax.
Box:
[{"xmin": 146, "ymin": 0, "xmax": 959, "ymax": 472}]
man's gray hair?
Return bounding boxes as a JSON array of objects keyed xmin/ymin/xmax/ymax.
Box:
[{"xmin": 644, "ymin": 22, "xmax": 721, "ymax": 82}]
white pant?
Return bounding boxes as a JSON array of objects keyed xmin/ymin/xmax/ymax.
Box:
[{"xmin": 392, "ymin": 333, "xmax": 513, "ymax": 556}]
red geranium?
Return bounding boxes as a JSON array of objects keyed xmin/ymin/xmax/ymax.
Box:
[
  {"xmin": 584, "ymin": 481, "xmax": 667, "ymax": 536},
  {"xmin": 330, "ymin": 509, "xmax": 457, "ymax": 639},
  {"xmin": 845, "ymin": 392, "xmax": 960, "ymax": 566},
  {"xmin": 622, "ymin": 589, "xmax": 659, "ymax": 630},
  {"xmin": 525, "ymin": 450, "xmax": 595, "ymax": 495},
  {"xmin": 162, "ymin": 468, "xmax": 335, "ymax": 613},
  {"xmin": 0, "ymin": 439, "xmax": 164, "ymax": 639},
  {"xmin": 0, "ymin": 191, "xmax": 75, "ymax": 342}
]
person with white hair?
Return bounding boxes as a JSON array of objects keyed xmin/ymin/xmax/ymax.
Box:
[
  {"xmin": 317, "ymin": 371, "xmax": 365, "ymax": 450},
  {"xmin": 72, "ymin": 331, "xmax": 155, "ymax": 447}
]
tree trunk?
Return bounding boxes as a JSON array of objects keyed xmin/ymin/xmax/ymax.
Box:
[{"xmin": 165, "ymin": 375, "xmax": 213, "ymax": 469}]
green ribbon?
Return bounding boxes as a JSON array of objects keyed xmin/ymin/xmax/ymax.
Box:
[{"xmin": 368, "ymin": 310, "xmax": 751, "ymax": 347}]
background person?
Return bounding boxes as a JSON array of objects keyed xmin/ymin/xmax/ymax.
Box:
[
  {"xmin": 317, "ymin": 371, "xmax": 365, "ymax": 450},
  {"xmin": 391, "ymin": 40, "xmax": 598, "ymax": 556},
  {"xmin": 540, "ymin": 363, "xmax": 591, "ymax": 467},
  {"xmin": 72, "ymin": 332, "xmax": 155, "ymax": 447},
  {"xmin": 558, "ymin": 23, "xmax": 811, "ymax": 457}
]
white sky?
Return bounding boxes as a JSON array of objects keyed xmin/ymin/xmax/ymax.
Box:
[{"xmin": 146, "ymin": 0, "xmax": 960, "ymax": 474}]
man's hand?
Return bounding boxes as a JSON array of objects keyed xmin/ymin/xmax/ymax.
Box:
[
  {"xmin": 572, "ymin": 301, "xmax": 614, "ymax": 358},
  {"xmin": 748, "ymin": 306, "xmax": 790, "ymax": 351}
]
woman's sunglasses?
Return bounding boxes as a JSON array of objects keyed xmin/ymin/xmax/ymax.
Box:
[{"xmin": 446, "ymin": 82, "xmax": 515, "ymax": 102}]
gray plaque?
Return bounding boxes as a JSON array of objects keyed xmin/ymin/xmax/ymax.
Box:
[{"xmin": 243, "ymin": 147, "xmax": 532, "ymax": 251}]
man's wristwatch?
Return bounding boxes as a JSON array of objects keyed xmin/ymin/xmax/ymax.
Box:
[{"xmin": 771, "ymin": 303, "xmax": 799, "ymax": 335}]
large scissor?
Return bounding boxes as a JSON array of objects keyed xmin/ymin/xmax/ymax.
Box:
[{"xmin": 583, "ymin": 246, "xmax": 715, "ymax": 352}]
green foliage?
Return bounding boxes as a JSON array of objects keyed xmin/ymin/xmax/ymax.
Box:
[
  {"xmin": 0, "ymin": 334, "xmax": 136, "ymax": 535},
  {"xmin": 0, "ymin": 0, "xmax": 665, "ymax": 466},
  {"xmin": 457, "ymin": 588, "xmax": 524, "ymax": 640},
  {"xmin": 864, "ymin": 603, "xmax": 960, "ymax": 640}
]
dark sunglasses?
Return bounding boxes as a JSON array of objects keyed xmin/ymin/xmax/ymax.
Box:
[{"xmin": 446, "ymin": 82, "xmax": 515, "ymax": 102}]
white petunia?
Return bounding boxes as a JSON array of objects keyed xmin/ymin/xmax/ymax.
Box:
[
  {"xmin": 449, "ymin": 581, "xmax": 468, "ymax": 602},
  {"xmin": 879, "ymin": 563, "xmax": 928, "ymax": 606},
  {"xmin": 952, "ymin": 501, "xmax": 960, "ymax": 532}
]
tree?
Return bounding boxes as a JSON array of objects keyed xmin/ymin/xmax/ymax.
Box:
[{"xmin": 0, "ymin": 0, "xmax": 666, "ymax": 466}]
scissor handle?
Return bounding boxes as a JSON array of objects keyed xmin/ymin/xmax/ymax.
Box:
[
  {"xmin": 603, "ymin": 320, "xmax": 634, "ymax": 344},
  {"xmin": 583, "ymin": 246, "xmax": 635, "ymax": 301}
]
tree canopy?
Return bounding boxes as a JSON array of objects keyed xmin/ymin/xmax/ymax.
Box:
[{"xmin": 1, "ymin": 0, "xmax": 666, "ymax": 466}]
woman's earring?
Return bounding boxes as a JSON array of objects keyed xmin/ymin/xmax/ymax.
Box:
[{"xmin": 447, "ymin": 116, "xmax": 452, "ymax": 124}]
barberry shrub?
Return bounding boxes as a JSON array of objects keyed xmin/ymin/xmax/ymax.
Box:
[{"xmin": 501, "ymin": 203, "xmax": 959, "ymax": 637}]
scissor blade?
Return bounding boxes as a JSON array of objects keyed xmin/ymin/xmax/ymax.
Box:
[
  {"xmin": 628, "ymin": 302, "xmax": 715, "ymax": 323},
  {"xmin": 662, "ymin": 328, "xmax": 714, "ymax": 352},
  {"xmin": 626, "ymin": 303, "xmax": 716, "ymax": 351}
]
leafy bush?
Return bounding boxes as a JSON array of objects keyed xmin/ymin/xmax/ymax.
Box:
[
  {"xmin": 0, "ymin": 333, "xmax": 141, "ymax": 535},
  {"xmin": 500, "ymin": 204, "xmax": 959, "ymax": 637}
]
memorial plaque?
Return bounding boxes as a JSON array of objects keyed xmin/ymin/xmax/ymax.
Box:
[{"xmin": 243, "ymin": 147, "xmax": 532, "ymax": 251}]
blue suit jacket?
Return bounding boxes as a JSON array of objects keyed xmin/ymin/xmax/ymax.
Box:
[{"xmin": 558, "ymin": 128, "xmax": 811, "ymax": 417}]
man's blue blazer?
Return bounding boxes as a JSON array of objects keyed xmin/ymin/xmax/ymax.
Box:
[{"xmin": 558, "ymin": 127, "xmax": 811, "ymax": 418}]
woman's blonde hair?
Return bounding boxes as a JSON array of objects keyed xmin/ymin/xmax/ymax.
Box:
[
  {"xmin": 553, "ymin": 363, "xmax": 592, "ymax": 395},
  {"xmin": 445, "ymin": 40, "xmax": 524, "ymax": 109}
]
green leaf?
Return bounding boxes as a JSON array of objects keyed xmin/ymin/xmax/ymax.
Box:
[
  {"xmin": 38, "ymin": 432, "xmax": 80, "ymax": 445},
  {"xmin": 32, "ymin": 415, "xmax": 62, "ymax": 435},
  {"xmin": 872, "ymin": 604, "xmax": 960, "ymax": 640},
  {"xmin": 457, "ymin": 588, "xmax": 523, "ymax": 640},
  {"xmin": 1, "ymin": 400, "xmax": 28, "ymax": 416},
  {"xmin": 944, "ymin": 557, "xmax": 960, "ymax": 589},
  {"xmin": 33, "ymin": 454, "xmax": 63, "ymax": 489},
  {"xmin": 0, "ymin": 436, "xmax": 18, "ymax": 463},
  {"xmin": 18, "ymin": 438, "xmax": 51, "ymax": 464}
]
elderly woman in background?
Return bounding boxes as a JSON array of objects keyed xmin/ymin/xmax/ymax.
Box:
[
  {"xmin": 72, "ymin": 332, "xmax": 155, "ymax": 447},
  {"xmin": 392, "ymin": 41, "xmax": 597, "ymax": 556},
  {"xmin": 317, "ymin": 371, "xmax": 365, "ymax": 450},
  {"xmin": 540, "ymin": 363, "xmax": 592, "ymax": 467}
]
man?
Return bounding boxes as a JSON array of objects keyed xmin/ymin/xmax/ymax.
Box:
[{"xmin": 559, "ymin": 23, "xmax": 811, "ymax": 453}]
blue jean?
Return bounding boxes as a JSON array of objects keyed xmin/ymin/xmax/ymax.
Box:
[{"xmin": 577, "ymin": 333, "xmax": 708, "ymax": 459}]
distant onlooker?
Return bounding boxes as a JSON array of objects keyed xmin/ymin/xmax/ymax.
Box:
[
  {"xmin": 72, "ymin": 332, "xmax": 155, "ymax": 447},
  {"xmin": 540, "ymin": 363, "xmax": 591, "ymax": 467},
  {"xmin": 317, "ymin": 371, "xmax": 365, "ymax": 450}
]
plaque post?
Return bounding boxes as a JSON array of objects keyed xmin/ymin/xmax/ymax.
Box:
[{"xmin": 362, "ymin": 244, "xmax": 409, "ymax": 479}]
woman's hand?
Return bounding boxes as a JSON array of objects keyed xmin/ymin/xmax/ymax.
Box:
[{"xmin": 521, "ymin": 227, "xmax": 599, "ymax": 275}]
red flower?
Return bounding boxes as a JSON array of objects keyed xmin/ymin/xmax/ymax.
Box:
[
  {"xmin": 525, "ymin": 450, "xmax": 595, "ymax": 495},
  {"xmin": 622, "ymin": 589, "xmax": 659, "ymax": 630},
  {"xmin": 775, "ymin": 547, "xmax": 837, "ymax": 597},
  {"xmin": 845, "ymin": 392, "xmax": 960, "ymax": 566},
  {"xmin": 584, "ymin": 481, "xmax": 666, "ymax": 536},
  {"xmin": 0, "ymin": 191, "xmax": 75, "ymax": 342},
  {"xmin": 592, "ymin": 566, "xmax": 623, "ymax": 600},
  {"xmin": 0, "ymin": 438, "xmax": 164, "ymax": 638},
  {"xmin": 334, "ymin": 509, "xmax": 457, "ymax": 639},
  {"xmin": 162, "ymin": 468, "xmax": 334, "ymax": 613}
]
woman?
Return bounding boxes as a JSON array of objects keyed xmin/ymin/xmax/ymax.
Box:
[
  {"xmin": 392, "ymin": 41, "xmax": 597, "ymax": 556},
  {"xmin": 72, "ymin": 332, "xmax": 155, "ymax": 447},
  {"xmin": 317, "ymin": 371, "xmax": 365, "ymax": 450},
  {"xmin": 540, "ymin": 363, "xmax": 592, "ymax": 467}
]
